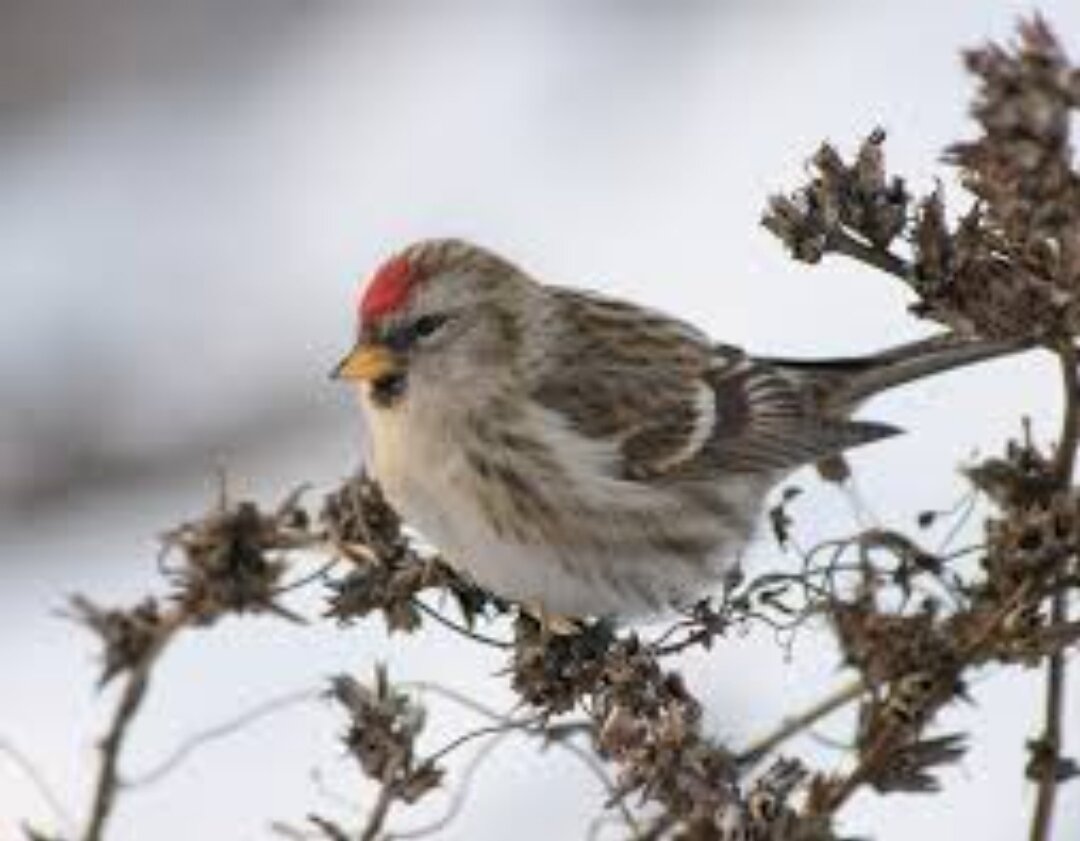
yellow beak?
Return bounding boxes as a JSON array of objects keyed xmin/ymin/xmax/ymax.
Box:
[{"xmin": 330, "ymin": 343, "xmax": 400, "ymax": 382}]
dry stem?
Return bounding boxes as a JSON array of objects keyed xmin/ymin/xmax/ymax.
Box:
[
  {"xmin": 1053, "ymin": 341, "xmax": 1079, "ymax": 487},
  {"xmin": 0, "ymin": 735, "xmax": 75, "ymax": 834},
  {"xmin": 824, "ymin": 229, "xmax": 912, "ymax": 283},
  {"xmin": 125, "ymin": 688, "xmax": 321, "ymax": 789},
  {"xmin": 737, "ymin": 678, "xmax": 866, "ymax": 767},
  {"xmin": 359, "ymin": 791, "xmax": 395, "ymax": 841},
  {"xmin": 1029, "ymin": 591, "xmax": 1069, "ymax": 841},
  {"xmin": 82, "ymin": 609, "xmax": 187, "ymax": 841},
  {"xmin": 1029, "ymin": 342, "xmax": 1079, "ymax": 841}
]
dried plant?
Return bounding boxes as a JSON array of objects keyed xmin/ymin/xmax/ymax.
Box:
[{"xmin": 17, "ymin": 14, "xmax": 1080, "ymax": 841}]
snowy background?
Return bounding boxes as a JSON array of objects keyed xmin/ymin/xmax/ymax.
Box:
[{"xmin": 3, "ymin": 2, "xmax": 1079, "ymax": 839}]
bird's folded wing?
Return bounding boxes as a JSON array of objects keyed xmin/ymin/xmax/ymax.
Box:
[
  {"xmin": 531, "ymin": 289, "xmax": 897, "ymax": 482},
  {"xmin": 687, "ymin": 361, "xmax": 900, "ymax": 477}
]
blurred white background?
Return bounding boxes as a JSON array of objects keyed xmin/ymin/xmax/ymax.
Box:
[{"xmin": 3, "ymin": 2, "xmax": 1079, "ymax": 839}]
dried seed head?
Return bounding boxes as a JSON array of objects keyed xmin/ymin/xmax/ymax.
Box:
[
  {"xmin": 67, "ymin": 596, "xmax": 164, "ymax": 686},
  {"xmin": 161, "ymin": 498, "xmax": 300, "ymax": 622},
  {"xmin": 329, "ymin": 669, "xmax": 442, "ymax": 803}
]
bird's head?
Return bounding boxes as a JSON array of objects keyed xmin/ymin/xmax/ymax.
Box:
[{"xmin": 332, "ymin": 239, "xmax": 529, "ymax": 408}]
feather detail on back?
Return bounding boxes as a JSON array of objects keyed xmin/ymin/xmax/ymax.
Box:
[
  {"xmin": 686, "ymin": 357, "xmax": 900, "ymax": 476},
  {"xmin": 531, "ymin": 288, "xmax": 717, "ymax": 480},
  {"xmin": 531, "ymin": 288, "xmax": 898, "ymax": 484}
]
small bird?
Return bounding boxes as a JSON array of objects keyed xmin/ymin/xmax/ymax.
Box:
[{"xmin": 333, "ymin": 238, "xmax": 1023, "ymax": 618}]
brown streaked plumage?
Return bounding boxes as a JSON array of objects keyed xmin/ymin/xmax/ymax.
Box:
[{"xmin": 333, "ymin": 238, "xmax": 1029, "ymax": 617}]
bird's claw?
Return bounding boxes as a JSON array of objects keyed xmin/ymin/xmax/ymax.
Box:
[{"xmin": 522, "ymin": 600, "xmax": 585, "ymax": 638}]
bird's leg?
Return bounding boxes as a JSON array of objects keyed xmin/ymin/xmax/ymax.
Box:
[{"xmin": 521, "ymin": 600, "xmax": 585, "ymax": 638}]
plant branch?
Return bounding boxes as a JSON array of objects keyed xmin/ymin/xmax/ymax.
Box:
[
  {"xmin": 1053, "ymin": 340, "xmax": 1079, "ymax": 486},
  {"xmin": 82, "ymin": 609, "xmax": 187, "ymax": 841},
  {"xmin": 125, "ymin": 688, "xmax": 321, "ymax": 789},
  {"xmin": 824, "ymin": 228, "xmax": 913, "ymax": 283},
  {"xmin": 389, "ymin": 730, "xmax": 512, "ymax": 841},
  {"xmin": 309, "ymin": 814, "xmax": 353, "ymax": 841},
  {"xmin": 811, "ymin": 584, "xmax": 1035, "ymax": 817},
  {"xmin": 412, "ymin": 600, "xmax": 511, "ymax": 649},
  {"xmin": 1029, "ymin": 342, "xmax": 1078, "ymax": 841},
  {"xmin": 736, "ymin": 678, "xmax": 866, "ymax": 767},
  {"xmin": 1029, "ymin": 591, "xmax": 1069, "ymax": 841},
  {"xmin": 0, "ymin": 734, "xmax": 76, "ymax": 835},
  {"xmin": 360, "ymin": 758, "xmax": 402, "ymax": 841}
]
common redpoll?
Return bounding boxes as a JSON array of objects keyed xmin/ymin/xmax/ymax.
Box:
[{"xmin": 333, "ymin": 239, "xmax": 1022, "ymax": 618}]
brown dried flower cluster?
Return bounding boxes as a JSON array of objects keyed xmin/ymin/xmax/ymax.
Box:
[
  {"xmin": 762, "ymin": 128, "xmax": 909, "ymax": 270},
  {"xmin": 160, "ymin": 491, "xmax": 309, "ymax": 622},
  {"xmin": 324, "ymin": 475, "xmax": 500, "ymax": 633},
  {"xmin": 330, "ymin": 670, "xmax": 440, "ymax": 798},
  {"xmin": 511, "ymin": 618, "xmax": 831, "ymax": 840},
  {"xmin": 764, "ymin": 17, "xmax": 1080, "ymax": 345},
  {"xmin": 308, "ymin": 670, "xmax": 443, "ymax": 840},
  {"xmin": 761, "ymin": 16, "xmax": 1080, "ymax": 838},
  {"xmin": 66, "ymin": 597, "xmax": 165, "ymax": 687},
  {"xmin": 514, "ymin": 620, "xmax": 747, "ymax": 832},
  {"xmin": 933, "ymin": 18, "xmax": 1080, "ymax": 339}
]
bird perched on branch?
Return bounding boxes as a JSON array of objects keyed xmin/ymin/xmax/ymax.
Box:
[{"xmin": 334, "ymin": 239, "xmax": 1023, "ymax": 618}]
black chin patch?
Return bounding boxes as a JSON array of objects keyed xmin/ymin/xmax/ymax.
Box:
[{"xmin": 370, "ymin": 372, "xmax": 408, "ymax": 407}]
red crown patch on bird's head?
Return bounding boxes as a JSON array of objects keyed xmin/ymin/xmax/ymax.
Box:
[{"xmin": 359, "ymin": 255, "xmax": 416, "ymax": 324}]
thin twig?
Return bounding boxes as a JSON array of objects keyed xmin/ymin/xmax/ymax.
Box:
[
  {"xmin": 309, "ymin": 814, "xmax": 353, "ymax": 841},
  {"xmin": 935, "ymin": 489, "xmax": 981, "ymax": 556},
  {"xmin": 650, "ymin": 624, "xmax": 724, "ymax": 658},
  {"xmin": 412, "ymin": 600, "xmax": 511, "ymax": 649},
  {"xmin": 403, "ymin": 680, "xmax": 634, "ymax": 833},
  {"xmin": 360, "ymin": 757, "xmax": 402, "ymax": 841},
  {"xmin": 424, "ymin": 718, "xmax": 540, "ymax": 767},
  {"xmin": 0, "ymin": 735, "xmax": 77, "ymax": 834},
  {"xmin": 404, "ymin": 681, "xmax": 523, "ymax": 722},
  {"xmin": 1052, "ymin": 340, "xmax": 1079, "ymax": 486},
  {"xmin": 815, "ymin": 583, "xmax": 1036, "ymax": 817},
  {"xmin": 269, "ymin": 820, "xmax": 321, "ymax": 840},
  {"xmin": 1029, "ymin": 590, "xmax": 1069, "ymax": 841},
  {"xmin": 82, "ymin": 609, "xmax": 187, "ymax": 841},
  {"xmin": 125, "ymin": 688, "xmax": 322, "ymax": 789},
  {"xmin": 557, "ymin": 738, "xmax": 642, "ymax": 838},
  {"xmin": 388, "ymin": 730, "xmax": 511, "ymax": 840},
  {"xmin": 736, "ymin": 678, "xmax": 866, "ymax": 767},
  {"xmin": 1029, "ymin": 342, "xmax": 1078, "ymax": 841},
  {"xmin": 275, "ymin": 561, "xmax": 340, "ymax": 596},
  {"xmin": 825, "ymin": 228, "xmax": 913, "ymax": 282}
]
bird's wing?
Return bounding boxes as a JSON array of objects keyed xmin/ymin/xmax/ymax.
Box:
[
  {"xmin": 687, "ymin": 355, "xmax": 899, "ymax": 478},
  {"xmin": 531, "ymin": 289, "xmax": 898, "ymax": 482}
]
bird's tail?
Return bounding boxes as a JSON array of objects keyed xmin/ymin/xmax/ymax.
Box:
[{"xmin": 766, "ymin": 333, "xmax": 1033, "ymax": 415}]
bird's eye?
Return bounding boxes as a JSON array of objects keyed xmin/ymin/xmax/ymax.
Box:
[{"xmin": 411, "ymin": 314, "xmax": 448, "ymax": 340}]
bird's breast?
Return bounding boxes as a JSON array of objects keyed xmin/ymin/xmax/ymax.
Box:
[
  {"xmin": 357, "ymin": 390, "xmax": 772, "ymax": 617},
  {"xmin": 360, "ymin": 389, "xmax": 477, "ymax": 545}
]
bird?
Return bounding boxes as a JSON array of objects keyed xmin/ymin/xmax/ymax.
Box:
[{"xmin": 332, "ymin": 238, "xmax": 1025, "ymax": 619}]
